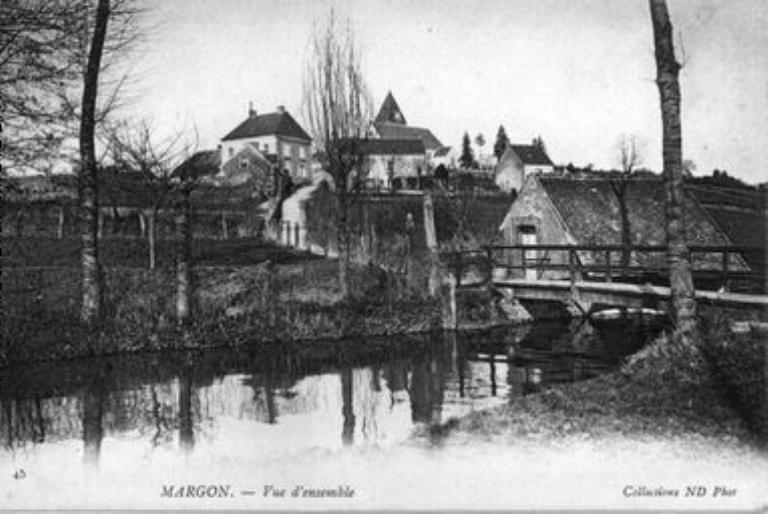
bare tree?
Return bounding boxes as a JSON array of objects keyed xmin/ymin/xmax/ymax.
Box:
[
  {"xmin": 610, "ymin": 134, "xmax": 642, "ymax": 276},
  {"xmin": 0, "ymin": 0, "xmax": 86, "ymax": 172},
  {"xmin": 649, "ymin": 0, "xmax": 699, "ymax": 345},
  {"xmin": 302, "ymin": 9, "xmax": 373, "ymax": 296},
  {"xmin": 79, "ymin": 0, "xmax": 112, "ymax": 324},
  {"xmin": 1, "ymin": 0, "xmax": 141, "ymax": 174},
  {"xmin": 2, "ymin": 0, "xmax": 143, "ymax": 324},
  {"xmin": 106, "ymin": 119, "xmax": 196, "ymax": 269}
]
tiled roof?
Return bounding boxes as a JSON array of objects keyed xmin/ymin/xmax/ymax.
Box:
[
  {"xmin": 687, "ymin": 183, "xmax": 766, "ymax": 273},
  {"xmin": 374, "ymin": 92, "xmax": 407, "ymax": 125},
  {"xmin": 340, "ymin": 138, "xmax": 425, "ymax": 155},
  {"xmin": 538, "ymin": 177, "xmax": 747, "ymax": 270},
  {"xmin": 374, "ymin": 122, "xmax": 443, "ymax": 151},
  {"xmin": 508, "ymin": 144, "xmax": 553, "ymax": 166},
  {"xmin": 173, "ymin": 150, "xmax": 221, "ymax": 180},
  {"xmin": 221, "ymin": 110, "xmax": 311, "ymax": 142}
]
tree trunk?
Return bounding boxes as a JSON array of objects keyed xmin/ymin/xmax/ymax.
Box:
[
  {"xmin": 78, "ymin": 0, "xmax": 110, "ymax": 325},
  {"xmin": 176, "ymin": 187, "xmax": 192, "ymax": 326},
  {"xmin": 649, "ymin": 0, "xmax": 698, "ymax": 345},
  {"xmin": 423, "ymin": 193, "xmax": 442, "ymax": 296},
  {"xmin": 337, "ymin": 191, "xmax": 350, "ymax": 297}
]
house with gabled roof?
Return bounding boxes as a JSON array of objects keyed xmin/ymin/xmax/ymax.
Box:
[
  {"xmin": 495, "ymin": 143, "xmax": 554, "ymax": 193},
  {"xmin": 220, "ymin": 104, "xmax": 312, "ymax": 182},
  {"xmin": 499, "ymin": 174, "xmax": 748, "ymax": 280}
]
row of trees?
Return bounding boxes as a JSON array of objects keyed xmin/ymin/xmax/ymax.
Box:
[
  {"xmin": 3, "ymin": 0, "xmax": 196, "ymax": 326},
  {"xmin": 457, "ymin": 128, "xmax": 547, "ymax": 169}
]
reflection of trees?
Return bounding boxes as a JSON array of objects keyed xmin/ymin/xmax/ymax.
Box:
[
  {"xmin": 340, "ymin": 368, "xmax": 354, "ymax": 446},
  {"xmin": 178, "ymin": 363, "xmax": 194, "ymax": 452},
  {"xmin": 409, "ymin": 338, "xmax": 446, "ymax": 427},
  {"xmin": 82, "ymin": 372, "xmax": 105, "ymax": 465},
  {"xmin": 382, "ymin": 360, "xmax": 409, "ymax": 410}
]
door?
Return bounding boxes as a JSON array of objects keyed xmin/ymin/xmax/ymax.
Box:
[{"xmin": 519, "ymin": 225, "xmax": 538, "ymax": 280}]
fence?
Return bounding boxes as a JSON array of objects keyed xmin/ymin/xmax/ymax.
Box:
[
  {"xmin": 1, "ymin": 196, "xmax": 278, "ymax": 271},
  {"xmin": 443, "ymin": 244, "xmax": 767, "ymax": 294}
]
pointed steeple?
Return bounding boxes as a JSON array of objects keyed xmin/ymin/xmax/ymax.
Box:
[{"xmin": 374, "ymin": 91, "xmax": 407, "ymax": 125}]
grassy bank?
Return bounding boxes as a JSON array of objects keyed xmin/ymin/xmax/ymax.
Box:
[
  {"xmin": 445, "ymin": 310, "xmax": 767, "ymax": 447},
  {"xmin": 1, "ymin": 236, "xmax": 315, "ymax": 268},
  {"xmin": 1, "ymin": 258, "xmax": 441, "ymax": 365}
]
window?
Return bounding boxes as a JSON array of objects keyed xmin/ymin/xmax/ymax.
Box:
[
  {"xmin": 253, "ymin": 142, "xmax": 260, "ymax": 150},
  {"xmin": 240, "ymin": 157, "xmax": 248, "ymax": 169},
  {"xmin": 264, "ymin": 143, "xmax": 269, "ymax": 153},
  {"xmin": 228, "ymin": 147, "xmax": 234, "ymax": 158}
]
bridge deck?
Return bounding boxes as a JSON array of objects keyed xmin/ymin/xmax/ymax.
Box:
[{"xmin": 494, "ymin": 278, "xmax": 768, "ymax": 307}]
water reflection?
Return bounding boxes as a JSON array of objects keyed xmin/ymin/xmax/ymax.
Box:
[{"xmin": 0, "ymin": 320, "xmax": 661, "ymax": 466}]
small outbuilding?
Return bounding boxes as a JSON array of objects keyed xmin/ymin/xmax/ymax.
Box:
[
  {"xmin": 499, "ymin": 175, "xmax": 748, "ymax": 280},
  {"xmin": 494, "ymin": 144, "xmax": 554, "ymax": 194}
]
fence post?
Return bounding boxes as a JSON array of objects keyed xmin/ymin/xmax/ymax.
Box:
[
  {"xmin": 57, "ymin": 206, "xmax": 65, "ymax": 239},
  {"xmin": 441, "ymin": 274, "xmax": 458, "ymax": 330},
  {"xmin": 97, "ymin": 210, "xmax": 104, "ymax": 240},
  {"xmin": 294, "ymin": 222, "xmax": 300, "ymax": 248},
  {"xmin": 521, "ymin": 247, "xmax": 527, "ymax": 279},
  {"xmin": 721, "ymin": 250, "xmax": 730, "ymax": 292},
  {"xmin": 370, "ymin": 223, "xmax": 378, "ymax": 264},
  {"xmin": 605, "ymin": 249, "xmax": 612, "ymax": 283},
  {"xmin": 220, "ymin": 211, "xmax": 228, "ymax": 240},
  {"xmin": 569, "ymin": 249, "xmax": 578, "ymax": 299},
  {"xmin": 147, "ymin": 210, "xmax": 156, "ymax": 270}
]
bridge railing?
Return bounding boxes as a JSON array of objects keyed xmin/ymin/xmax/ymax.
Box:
[{"xmin": 442, "ymin": 244, "xmax": 765, "ymax": 293}]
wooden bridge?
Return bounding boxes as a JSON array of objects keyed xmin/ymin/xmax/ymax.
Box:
[{"xmin": 441, "ymin": 244, "xmax": 768, "ymax": 322}]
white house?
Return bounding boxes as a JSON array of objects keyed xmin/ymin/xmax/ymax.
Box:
[
  {"xmin": 356, "ymin": 139, "xmax": 427, "ymax": 190},
  {"xmin": 220, "ymin": 104, "xmax": 313, "ymax": 182},
  {"xmin": 495, "ymin": 144, "xmax": 554, "ymax": 193}
]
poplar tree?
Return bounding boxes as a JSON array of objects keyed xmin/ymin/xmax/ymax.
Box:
[
  {"xmin": 459, "ymin": 132, "xmax": 474, "ymax": 169},
  {"xmin": 493, "ymin": 125, "xmax": 510, "ymax": 160}
]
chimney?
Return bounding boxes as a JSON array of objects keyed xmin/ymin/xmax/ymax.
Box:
[
  {"xmin": 277, "ymin": 105, "xmax": 285, "ymax": 114},
  {"xmin": 248, "ymin": 101, "xmax": 256, "ymax": 118}
]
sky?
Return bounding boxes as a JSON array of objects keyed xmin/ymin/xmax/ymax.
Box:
[{"xmin": 125, "ymin": 0, "xmax": 768, "ymax": 183}]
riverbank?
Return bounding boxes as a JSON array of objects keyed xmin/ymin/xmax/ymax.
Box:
[
  {"xmin": 1, "ymin": 259, "xmax": 442, "ymax": 365},
  {"xmin": 443, "ymin": 313, "xmax": 768, "ymax": 448}
]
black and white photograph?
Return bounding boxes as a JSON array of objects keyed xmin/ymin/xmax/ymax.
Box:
[{"xmin": 1, "ymin": 0, "xmax": 766, "ymax": 510}]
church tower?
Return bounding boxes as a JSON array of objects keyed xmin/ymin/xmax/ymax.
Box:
[{"xmin": 374, "ymin": 91, "xmax": 407, "ymax": 125}]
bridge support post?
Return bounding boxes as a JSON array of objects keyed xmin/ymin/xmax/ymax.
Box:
[
  {"xmin": 721, "ymin": 250, "xmax": 730, "ymax": 292},
  {"xmin": 441, "ymin": 274, "xmax": 458, "ymax": 330}
]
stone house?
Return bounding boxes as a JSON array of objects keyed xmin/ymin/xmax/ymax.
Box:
[
  {"xmin": 495, "ymin": 144, "xmax": 554, "ymax": 193},
  {"xmin": 220, "ymin": 104, "xmax": 312, "ymax": 182},
  {"xmin": 356, "ymin": 139, "xmax": 427, "ymax": 190},
  {"xmin": 499, "ymin": 175, "xmax": 748, "ymax": 280}
]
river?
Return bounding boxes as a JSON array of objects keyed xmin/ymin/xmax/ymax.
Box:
[{"xmin": 1, "ymin": 317, "xmax": 765, "ymax": 509}]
